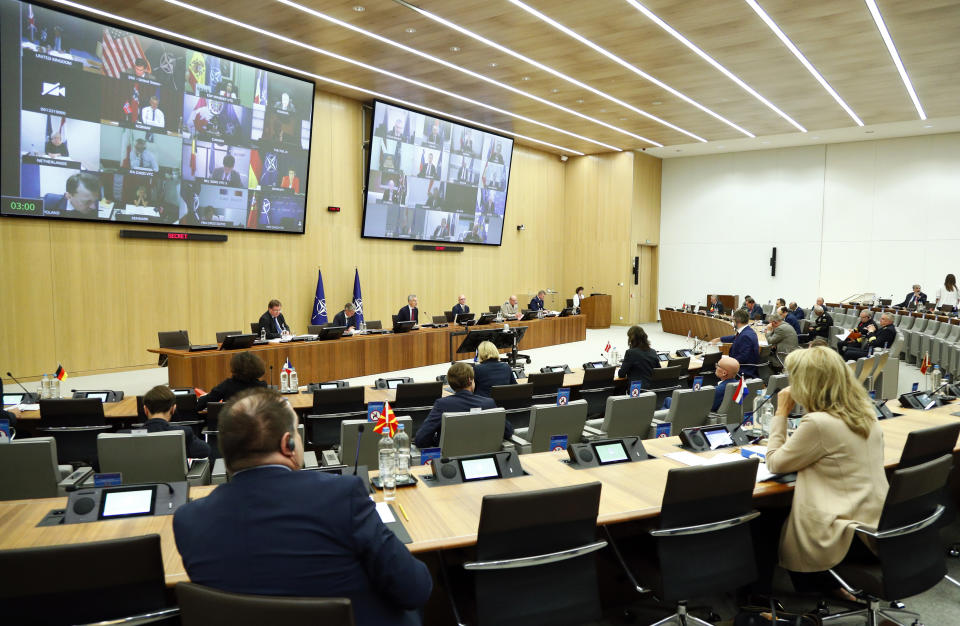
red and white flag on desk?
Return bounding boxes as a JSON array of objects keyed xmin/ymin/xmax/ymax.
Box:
[
  {"xmin": 920, "ymin": 352, "xmax": 931, "ymax": 375},
  {"xmin": 733, "ymin": 376, "xmax": 747, "ymax": 405},
  {"xmin": 282, "ymin": 358, "xmax": 293, "ymax": 375},
  {"xmin": 604, "ymin": 341, "xmax": 612, "ymax": 354}
]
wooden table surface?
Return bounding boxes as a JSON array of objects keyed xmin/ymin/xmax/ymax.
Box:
[{"xmin": 2, "ymin": 403, "xmax": 957, "ymax": 585}]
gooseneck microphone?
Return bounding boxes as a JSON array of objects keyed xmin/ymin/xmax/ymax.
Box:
[
  {"xmin": 353, "ymin": 424, "xmax": 365, "ymax": 476},
  {"xmin": 6, "ymin": 371, "xmax": 35, "ymax": 399},
  {"xmin": 269, "ymin": 365, "xmax": 275, "ymax": 390}
]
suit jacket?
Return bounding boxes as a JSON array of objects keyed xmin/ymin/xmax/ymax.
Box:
[
  {"xmin": 898, "ymin": 291, "xmax": 928, "ymax": 308},
  {"xmin": 381, "ymin": 188, "xmax": 399, "ymax": 203},
  {"xmin": 811, "ymin": 312, "xmax": 834, "ymax": 338},
  {"xmin": 173, "ymin": 466, "xmax": 432, "ymax": 626},
  {"xmin": 712, "ymin": 379, "xmax": 731, "ymax": 412},
  {"xmin": 331, "ymin": 311, "xmax": 358, "ymax": 330},
  {"xmin": 211, "ymin": 167, "xmax": 243, "ymax": 188},
  {"xmin": 617, "ymin": 347, "xmax": 660, "ymax": 387},
  {"xmin": 500, "ymin": 301, "xmax": 520, "ymax": 318},
  {"xmin": 784, "ymin": 315, "xmax": 801, "ymax": 334},
  {"xmin": 258, "ymin": 311, "xmax": 289, "ymax": 339},
  {"xmin": 197, "ymin": 377, "xmax": 268, "ymax": 411},
  {"xmin": 720, "ymin": 326, "xmax": 761, "ymax": 378},
  {"xmin": 528, "ymin": 297, "xmax": 545, "ymax": 312},
  {"xmin": 863, "ymin": 324, "xmax": 897, "ymax": 350},
  {"xmin": 710, "ymin": 302, "xmax": 725, "ymax": 314},
  {"xmin": 145, "ymin": 418, "xmax": 211, "ymax": 459},
  {"xmin": 396, "ymin": 306, "xmax": 418, "ymax": 323},
  {"xmin": 766, "ymin": 412, "xmax": 887, "ymax": 572},
  {"xmin": 473, "ymin": 360, "xmax": 515, "ymax": 397},
  {"xmin": 765, "ymin": 323, "xmax": 799, "ymax": 356},
  {"xmin": 42, "ymin": 193, "xmax": 98, "ymax": 219},
  {"xmin": 452, "ymin": 303, "xmax": 470, "ymax": 317},
  {"xmin": 745, "ymin": 305, "xmax": 765, "ymax": 320},
  {"xmin": 414, "ymin": 390, "xmax": 511, "ymax": 449},
  {"xmin": 419, "ymin": 163, "xmax": 437, "ymax": 178}
]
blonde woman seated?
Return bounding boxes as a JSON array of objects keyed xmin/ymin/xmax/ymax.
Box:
[
  {"xmin": 472, "ymin": 340, "xmax": 516, "ymax": 397},
  {"xmin": 766, "ymin": 346, "xmax": 888, "ymax": 597}
]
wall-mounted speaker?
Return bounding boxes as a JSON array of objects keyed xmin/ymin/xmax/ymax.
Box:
[
  {"xmin": 632, "ymin": 256, "xmax": 639, "ymax": 285},
  {"xmin": 770, "ymin": 247, "xmax": 777, "ymax": 277}
]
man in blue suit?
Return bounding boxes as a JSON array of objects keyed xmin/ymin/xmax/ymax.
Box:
[
  {"xmin": 397, "ymin": 294, "xmax": 419, "ymax": 324},
  {"xmin": 415, "ymin": 362, "xmax": 514, "ymax": 449},
  {"xmin": 174, "ymin": 389, "xmax": 432, "ymax": 626},
  {"xmin": 743, "ymin": 296, "xmax": 765, "ymax": 321},
  {"xmin": 779, "ymin": 306, "xmax": 801, "ymax": 334},
  {"xmin": 452, "ymin": 294, "xmax": 470, "ymax": 318},
  {"xmin": 711, "ymin": 309, "xmax": 761, "ymax": 378},
  {"xmin": 663, "ymin": 355, "xmax": 739, "ymax": 411},
  {"xmin": 528, "ymin": 290, "xmax": 546, "ymax": 312}
]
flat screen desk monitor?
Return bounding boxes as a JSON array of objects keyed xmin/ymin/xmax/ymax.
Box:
[
  {"xmin": 392, "ymin": 321, "xmax": 416, "ymax": 333},
  {"xmin": 317, "ymin": 326, "xmax": 347, "ymax": 340},
  {"xmin": 219, "ymin": 334, "xmax": 256, "ymax": 350},
  {"xmin": 38, "ymin": 398, "xmax": 106, "ymax": 426},
  {"xmin": 312, "ymin": 386, "xmax": 366, "ymax": 414}
]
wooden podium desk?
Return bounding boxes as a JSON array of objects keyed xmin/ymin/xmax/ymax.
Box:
[
  {"xmin": 581, "ymin": 295, "xmax": 612, "ymax": 329},
  {"xmin": 2, "ymin": 403, "xmax": 956, "ymax": 585},
  {"xmin": 148, "ymin": 316, "xmax": 587, "ymax": 391}
]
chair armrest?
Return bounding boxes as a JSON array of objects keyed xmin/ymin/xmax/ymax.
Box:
[
  {"xmin": 57, "ymin": 467, "xmax": 94, "ymax": 495},
  {"xmin": 211, "ymin": 458, "xmax": 228, "ymax": 484},
  {"xmin": 187, "ymin": 459, "xmax": 210, "ymax": 486},
  {"xmin": 75, "ymin": 606, "xmax": 180, "ymax": 625},
  {"xmin": 853, "ymin": 505, "xmax": 944, "ymax": 539},
  {"xmin": 506, "ymin": 435, "xmax": 531, "ymax": 455},
  {"xmin": 303, "ymin": 450, "xmax": 319, "ymax": 469},
  {"xmin": 582, "ymin": 424, "xmax": 606, "ymax": 437},
  {"xmin": 464, "ymin": 540, "xmax": 608, "ymax": 570},
  {"xmin": 650, "ymin": 510, "xmax": 760, "ymax": 536}
]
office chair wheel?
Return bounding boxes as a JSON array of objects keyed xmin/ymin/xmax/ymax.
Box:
[
  {"xmin": 815, "ymin": 600, "xmax": 830, "ymax": 616},
  {"xmin": 948, "ymin": 543, "xmax": 960, "ymax": 558},
  {"xmin": 890, "ymin": 600, "xmax": 906, "ymax": 609},
  {"xmin": 707, "ymin": 611, "xmax": 722, "ymax": 622}
]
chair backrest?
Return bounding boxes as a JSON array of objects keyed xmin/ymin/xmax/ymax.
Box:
[
  {"xmin": 581, "ymin": 366, "xmax": 616, "ymax": 389},
  {"xmin": 526, "ymin": 371, "xmax": 564, "ymax": 396},
  {"xmin": 439, "ymin": 408, "xmax": 507, "ymax": 457},
  {"xmin": 764, "ymin": 374, "xmax": 789, "ymax": 410},
  {"xmin": 0, "ymin": 438, "xmax": 60, "ymax": 500},
  {"xmin": 215, "ymin": 330, "xmax": 242, "ymax": 344},
  {"xmin": 365, "ymin": 320, "xmax": 382, "ymax": 330},
  {"xmin": 743, "ymin": 378, "xmax": 765, "ymax": 414},
  {"xmin": 488, "ymin": 305, "xmax": 501, "ymax": 313},
  {"xmin": 526, "ymin": 400, "xmax": 588, "ymax": 453},
  {"xmin": 696, "ymin": 351, "xmax": 721, "ymax": 374},
  {"xmin": 250, "ymin": 322, "xmax": 260, "ymax": 335},
  {"xmin": 393, "ymin": 381, "xmax": 443, "ymax": 408},
  {"xmin": 872, "ymin": 455, "xmax": 953, "ymax": 599},
  {"xmin": 898, "ymin": 423, "xmax": 960, "ymax": 468},
  {"xmin": 716, "ymin": 381, "xmax": 744, "ymax": 424},
  {"xmin": 312, "ymin": 387, "xmax": 365, "ymax": 415},
  {"xmin": 472, "ymin": 482, "xmax": 603, "ymax": 626},
  {"xmin": 664, "ymin": 388, "xmax": 715, "ymax": 435},
  {"xmin": 443, "ymin": 310, "xmax": 455, "ymax": 323},
  {"xmin": 307, "ymin": 414, "xmax": 359, "ymax": 451},
  {"xmin": 97, "ymin": 431, "xmax": 188, "ymax": 483},
  {"xmin": 602, "ymin": 393, "xmax": 657, "ymax": 438},
  {"xmin": 490, "ymin": 383, "xmax": 533, "ymax": 409},
  {"xmin": 667, "ymin": 356, "xmax": 690, "ymax": 370},
  {"xmin": 0, "ymin": 534, "xmax": 169, "ymax": 625},
  {"xmin": 177, "ymin": 582, "xmax": 355, "ymax": 626},
  {"xmin": 650, "ymin": 365, "xmax": 683, "ymax": 387},
  {"xmin": 431, "ymin": 315, "xmax": 447, "ymax": 324},
  {"xmin": 158, "ymin": 330, "xmax": 189, "ymax": 350},
  {"xmin": 39, "ymin": 398, "xmax": 106, "ymax": 426},
  {"xmin": 339, "ymin": 417, "xmax": 412, "ymax": 466},
  {"xmin": 656, "ymin": 458, "xmax": 760, "ymax": 601}
]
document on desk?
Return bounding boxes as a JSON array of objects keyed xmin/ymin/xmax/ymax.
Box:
[
  {"xmin": 665, "ymin": 451, "xmax": 776, "ymax": 482},
  {"xmin": 374, "ymin": 501, "xmax": 396, "ymax": 523}
]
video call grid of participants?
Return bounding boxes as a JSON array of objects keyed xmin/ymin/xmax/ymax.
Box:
[
  {"xmin": 365, "ymin": 102, "xmax": 511, "ymax": 244},
  {"xmin": 10, "ymin": 1, "xmax": 312, "ymax": 231}
]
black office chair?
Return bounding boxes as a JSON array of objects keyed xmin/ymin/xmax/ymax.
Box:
[
  {"xmin": 37, "ymin": 398, "xmax": 110, "ymax": 469},
  {"xmin": 250, "ymin": 322, "xmax": 260, "ymax": 335},
  {"xmin": 202, "ymin": 401, "xmax": 225, "ymax": 449},
  {"xmin": 0, "ymin": 534, "xmax": 177, "ymax": 625},
  {"xmin": 216, "ymin": 330, "xmax": 242, "ymax": 343},
  {"xmin": 488, "ymin": 305, "xmax": 501, "ymax": 314},
  {"xmin": 823, "ymin": 455, "xmax": 954, "ymax": 625},
  {"xmin": 694, "ymin": 352, "xmax": 722, "ymax": 386},
  {"xmin": 489, "ymin": 383, "xmax": 534, "ymax": 430},
  {"xmin": 527, "ymin": 371, "xmax": 564, "ymax": 395},
  {"xmin": 648, "ymin": 365, "xmax": 685, "ymax": 406},
  {"xmin": 365, "ymin": 320, "xmax": 382, "ymax": 330},
  {"xmin": 607, "ymin": 458, "xmax": 760, "ymax": 626},
  {"xmin": 441, "ymin": 482, "xmax": 605, "ymax": 626},
  {"xmin": 393, "ymin": 381, "xmax": 443, "ymax": 409},
  {"xmin": 177, "ymin": 582, "xmax": 355, "ymax": 626},
  {"xmin": 158, "ymin": 329, "xmax": 189, "ymax": 367}
]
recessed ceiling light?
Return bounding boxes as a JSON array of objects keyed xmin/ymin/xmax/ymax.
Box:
[
  {"xmin": 352, "ymin": 5, "xmax": 364, "ymax": 12},
  {"xmin": 599, "ymin": 109, "xmax": 606, "ymax": 113},
  {"xmin": 489, "ymin": 62, "xmax": 498, "ymax": 68},
  {"xmin": 551, "ymin": 88, "xmax": 559, "ymax": 93},
  {"xmin": 575, "ymin": 98, "xmax": 584, "ymax": 104},
  {"xmin": 404, "ymin": 27, "xmax": 416, "ymax": 33},
  {"xmin": 521, "ymin": 75, "xmax": 529, "ymax": 80},
  {"xmin": 865, "ymin": 0, "xmax": 926, "ymax": 120},
  {"xmin": 449, "ymin": 45, "xmax": 460, "ymax": 52},
  {"xmin": 652, "ymin": 101, "xmax": 662, "ymax": 105},
  {"xmin": 923, "ymin": 124, "xmax": 933, "ymax": 128}
]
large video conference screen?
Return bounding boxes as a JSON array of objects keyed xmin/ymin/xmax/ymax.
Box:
[
  {"xmin": 362, "ymin": 100, "xmax": 513, "ymax": 246},
  {"xmin": 0, "ymin": 0, "xmax": 314, "ymax": 233}
]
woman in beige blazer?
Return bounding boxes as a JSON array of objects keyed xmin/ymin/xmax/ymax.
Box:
[{"xmin": 766, "ymin": 346, "xmax": 888, "ymax": 594}]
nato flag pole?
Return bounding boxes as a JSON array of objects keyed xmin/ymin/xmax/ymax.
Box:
[
  {"xmin": 311, "ymin": 269, "xmax": 327, "ymax": 325},
  {"xmin": 352, "ymin": 268, "xmax": 364, "ymax": 325}
]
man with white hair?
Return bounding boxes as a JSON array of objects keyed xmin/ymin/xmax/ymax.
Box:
[
  {"xmin": 898, "ymin": 284, "xmax": 927, "ymax": 309},
  {"xmin": 396, "ymin": 294, "xmax": 419, "ymax": 323},
  {"xmin": 810, "ymin": 305, "xmax": 833, "ymax": 339},
  {"xmin": 841, "ymin": 312, "xmax": 896, "ymax": 360},
  {"xmin": 452, "ymin": 294, "xmax": 469, "ymax": 317},
  {"xmin": 500, "ymin": 295, "xmax": 521, "ymax": 320}
]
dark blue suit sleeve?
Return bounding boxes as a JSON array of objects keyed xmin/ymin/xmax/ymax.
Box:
[
  {"xmin": 180, "ymin": 426, "xmax": 211, "ymax": 459},
  {"xmin": 712, "ymin": 383, "xmax": 725, "ymax": 412},
  {"xmin": 349, "ymin": 477, "xmax": 432, "ymax": 609},
  {"xmin": 720, "ymin": 334, "xmax": 736, "ymax": 343},
  {"xmin": 415, "ymin": 403, "xmax": 443, "ymax": 449}
]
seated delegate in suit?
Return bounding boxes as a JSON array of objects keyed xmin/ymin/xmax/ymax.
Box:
[
  {"xmin": 174, "ymin": 389, "xmax": 432, "ymax": 626},
  {"xmin": 396, "ymin": 294, "xmax": 419, "ymax": 324},
  {"xmin": 473, "ymin": 340, "xmax": 515, "ymax": 397},
  {"xmin": 765, "ymin": 313, "xmax": 799, "ymax": 370},
  {"xmin": 210, "ymin": 154, "xmax": 243, "ymax": 188},
  {"xmin": 711, "ymin": 309, "xmax": 761, "ymax": 378},
  {"xmin": 415, "ymin": 362, "xmax": 513, "ymax": 449},
  {"xmin": 452, "ymin": 294, "xmax": 470, "ymax": 318},
  {"xmin": 708, "ymin": 294, "xmax": 725, "ymax": 314},
  {"xmin": 742, "ymin": 296, "xmax": 764, "ymax": 321},
  {"xmin": 897, "ymin": 284, "xmax": 928, "ymax": 309},
  {"xmin": 838, "ymin": 309, "xmax": 875, "ymax": 354},
  {"xmin": 331, "ymin": 302, "xmax": 359, "ymax": 331},
  {"xmin": 777, "ymin": 306, "xmax": 801, "ymax": 334},
  {"xmin": 500, "ymin": 295, "xmax": 521, "ymax": 320},
  {"xmin": 765, "ymin": 347, "xmax": 887, "ymax": 595},
  {"xmin": 787, "ymin": 302, "xmax": 804, "ymax": 323},
  {"xmin": 42, "ymin": 171, "xmax": 101, "ymax": 219},
  {"xmin": 197, "ymin": 352, "xmax": 268, "ymax": 411},
  {"xmin": 841, "ymin": 313, "xmax": 897, "ymax": 360},
  {"xmin": 528, "ymin": 290, "xmax": 546, "ymax": 312},
  {"xmin": 617, "ymin": 325, "xmax": 660, "ymax": 388},
  {"xmin": 810, "ymin": 305, "xmax": 833, "ymax": 339},
  {"xmin": 258, "ymin": 299, "xmax": 290, "ymax": 339},
  {"xmin": 143, "ymin": 385, "xmax": 211, "ymax": 459},
  {"xmin": 666, "ymin": 355, "xmax": 741, "ymax": 411}
]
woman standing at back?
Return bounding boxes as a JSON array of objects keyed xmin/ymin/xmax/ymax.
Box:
[{"xmin": 934, "ymin": 273, "xmax": 958, "ymax": 312}]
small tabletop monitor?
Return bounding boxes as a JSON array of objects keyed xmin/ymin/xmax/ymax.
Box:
[{"xmin": 220, "ymin": 334, "xmax": 256, "ymax": 350}]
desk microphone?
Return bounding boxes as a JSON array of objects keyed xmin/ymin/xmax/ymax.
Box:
[
  {"xmin": 6, "ymin": 371, "xmax": 35, "ymax": 399},
  {"xmin": 269, "ymin": 365, "xmax": 275, "ymax": 390},
  {"xmin": 353, "ymin": 424, "xmax": 365, "ymax": 476}
]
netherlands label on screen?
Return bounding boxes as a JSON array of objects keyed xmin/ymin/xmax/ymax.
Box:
[{"xmin": 2, "ymin": 197, "xmax": 43, "ymax": 216}]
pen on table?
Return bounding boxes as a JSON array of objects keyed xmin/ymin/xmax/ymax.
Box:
[{"xmin": 397, "ymin": 502, "xmax": 410, "ymax": 522}]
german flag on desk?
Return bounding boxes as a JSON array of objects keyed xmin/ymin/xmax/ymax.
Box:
[{"xmin": 55, "ymin": 364, "xmax": 68, "ymax": 381}]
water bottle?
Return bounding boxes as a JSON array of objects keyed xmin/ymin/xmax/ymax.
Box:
[
  {"xmin": 40, "ymin": 373, "xmax": 51, "ymax": 399},
  {"xmin": 931, "ymin": 365, "xmax": 942, "ymax": 392},
  {"xmin": 279, "ymin": 368, "xmax": 289, "ymax": 393},
  {"xmin": 378, "ymin": 429, "xmax": 397, "ymax": 501},
  {"xmin": 758, "ymin": 395, "xmax": 774, "ymax": 436},
  {"xmin": 260, "ymin": 327, "xmax": 266, "ymax": 341},
  {"xmin": 289, "ymin": 367, "xmax": 299, "ymax": 393},
  {"xmin": 52, "ymin": 376, "xmax": 61, "ymax": 399},
  {"xmin": 394, "ymin": 424, "xmax": 410, "ymax": 482}
]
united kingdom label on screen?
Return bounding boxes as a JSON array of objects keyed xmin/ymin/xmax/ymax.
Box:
[{"xmin": 0, "ymin": 0, "xmax": 314, "ymax": 234}]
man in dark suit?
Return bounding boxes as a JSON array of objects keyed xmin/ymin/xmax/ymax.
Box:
[
  {"xmin": 142, "ymin": 385, "xmax": 211, "ymax": 459},
  {"xmin": 898, "ymin": 284, "xmax": 928, "ymax": 309},
  {"xmin": 381, "ymin": 179, "xmax": 400, "ymax": 204},
  {"xmin": 810, "ymin": 305, "xmax": 834, "ymax": 339},
  {"xmin": 414, "ymin": 363, "xmax": 513, "ymax": 449},
  {"xmin": 787, "ymin": 302, "xmax": 804, "ymax": 322},
  {"xmin": 418, "ymin": 153, "xmax": 438, "ymax": 178},
  {"xmin": 258, "ymin": 299, "xmax": 290, "ymax": 339},
  {"xmin": 42, "ymin": 171, "xmax": 101, "ymax": 219},
  {"xmin": 452, "ymin": 294, "xmax": 470, "ymax": 318},
  {"xmin": 528, "ymin": 290, "xmax": 546, "ymax": 312},
  {"xmin": 174, "ymin": 389, "xmax": 432, "ymax": 626},
  {"xmin": 331, "ymin": 302, "xmax": 359, "ymax": 330},
  {"xmin": 712, "ymin": 309, "xmax": 761, "ymax": 378},
  {"xmin": 211, "ymin": 154, "xmax": 243, "ymax": 188},
  {"xmin": 742, "ymin": 296, "xmax": 764, "ymax": 321},
  {"xmin": 710, "ymin": 356, "xmax": 740, "ymax": 412},
  {"xmin": 778, "ymin": 306, "xmax": 801, "ymax": 334},
  {"xmin": 709, "ymin": 295, "xmax": 725, "ymax": 314},
  {"xmin": 397, "ymin": 294, "xmax": 419, "ymax": 324},
  {"xmin": 841, "ymin": 313, "xmax": 897, "ymax": 360}
]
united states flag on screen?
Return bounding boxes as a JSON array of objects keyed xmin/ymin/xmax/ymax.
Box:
[{"xmin": 101, "ymin": 28, "xmax": 149, "ymax": 78}]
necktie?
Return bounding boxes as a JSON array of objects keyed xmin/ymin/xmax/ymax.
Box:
[{"xmin": 275, "ymin": 318, "xmax": 282, "ymax": 334}]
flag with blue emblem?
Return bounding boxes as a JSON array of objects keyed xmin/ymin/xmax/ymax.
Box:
[
  {"xmin": 352, "ymin": 268, "xmax": 364, "ymax": 325},
  {"xmin": 311, "ymin": 269, "xmax": 327, "ymax": 325}
]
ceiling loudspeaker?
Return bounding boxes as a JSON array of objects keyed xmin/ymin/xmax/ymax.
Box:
[{"xmin": 770, "ymin": 247, "xmax": 777, "ymax": 277}]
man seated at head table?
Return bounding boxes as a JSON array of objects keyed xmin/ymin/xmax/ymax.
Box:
[
  {"xmin": 452, "ymin": 294, "xmax": 470, "ymax": 317},
  {"xmin": 331, "ymin": 302, "xmax": 359, "ymax": 331},
  {"xmin": 258, "ymin": 298, "xmax": 290, "ymax": 339},
  {"xmin": 897, "ymin": 284, "xmax": 927, "ymax": 309},
  {"xmin": 528, "ymin": 290, "xmax": 546, "ymax": 312},
  {"xmin": 708, "ymin": 294, "xmax": 725, "ymax": 314},
  {"xmin": 500, "ymin": 295, "xmax": 521, "ymax": 320},
  {"xmin": 663, "ymin": 356, "xmax": 740, "ymax": 412},
  {"xmin": 397, "ymin": 294, "xmax": 419, "ymax": 324},
  {"xmin": 197, "ymin": 352, "xmax": 268, "ymax": 411},
  {"xmin": 174, "ymin": 388, "xmax": 432, "ymax": 626},
  {"xmin": 143, "ymin": 385, "xmax": 211, "ymax": 460},
  {"xmin": 415, "ymin": 362, "xmax": 514, "ymax": 449},
  {"xmin": 711, "ymin": 308, "xmax": 761, "ymax": 378}
]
